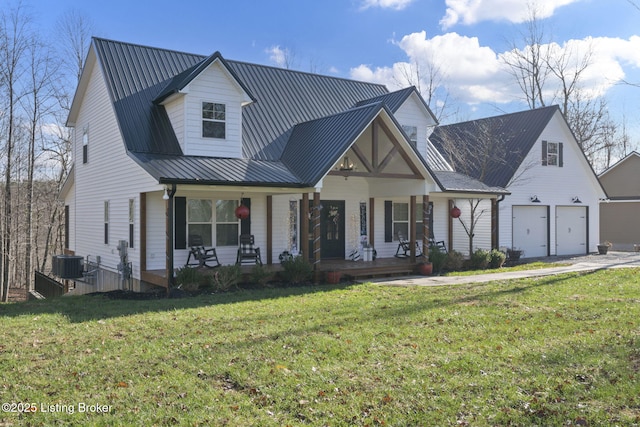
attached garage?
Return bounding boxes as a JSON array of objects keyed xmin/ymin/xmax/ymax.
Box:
[
  {"xmin": 556, "ymin": 206, "xmax": 587, "ymax": 256},
  {"xmin": 512, "ymin": 205, "xmax": 549, "ymax": 258}
]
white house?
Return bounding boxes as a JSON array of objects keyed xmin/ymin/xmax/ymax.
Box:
[
  {"xmin": 429, "ymin": 106, "xmax": 607, "ymax": 258},
  {"xmin": 60, "ymin": 38, "xmax": 506, "ymax": 291}
]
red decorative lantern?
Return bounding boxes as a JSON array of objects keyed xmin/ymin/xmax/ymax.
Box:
[
  {"xmin": 235, "ymin": 204, "xmax": 250, "ymax": 220},
  {"xmin": 450, "ymin": 206, "xmax": 461, "ymax": 218}
]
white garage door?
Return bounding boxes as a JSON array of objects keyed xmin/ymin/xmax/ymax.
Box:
[
  {"xmin": 512, "ymin": 206, "xmax": 548, "ymax": 258},
  {"xmin": 556, "ymin": 206, "xmax": 587, "ymax": 256}
]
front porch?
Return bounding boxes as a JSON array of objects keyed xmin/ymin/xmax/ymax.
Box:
[{"xmin": 142, "ymin": 256, "xmax": 423, "ymax": 287}]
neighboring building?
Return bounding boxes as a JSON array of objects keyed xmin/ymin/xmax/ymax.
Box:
[
  {"xmin": 60, "ymin": 38, "xmax": 506, "ymax": 291},
  {"xmin": 430, "ymin": 106, "xmax": 607, "ymax": 258},
  {"xmin": 599, "ymin": 151, "xmax": 640, "ymax": 251}
]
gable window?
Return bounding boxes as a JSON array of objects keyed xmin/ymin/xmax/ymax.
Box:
[
  {"xmin": 104, "ymin": 201, "xmax": 109, "ymax": 245},
  {"xmin": 202, "ymin": 102, "xmax": 226, "ymax": 139},
  {"xmin": 216, "ymin": 200, "xmax": 239, "ymax": 246},
  {"xmin": 542, "ymin": 140, "xmax": 563, "ymax": 167},
  {"xmin": 187, "ymin": 199, "xmax": 213, "ymax": 246},
  {"xmin": 402, "ymin": 125, "xmax": 418, "ymax": 146},
  {"xmin": 82, "ymin": 127, "xmax": 89, "ymax": 164}
]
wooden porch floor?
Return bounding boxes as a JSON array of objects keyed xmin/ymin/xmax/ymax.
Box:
[{"xmin": 142, "ymin": 256, "xmax": 421, "ymax": 287}]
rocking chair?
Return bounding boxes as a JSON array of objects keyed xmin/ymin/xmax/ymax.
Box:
[
  {"xmin": 185, "ymin": 235, "xmax": 220, "ymax": 268},
  {"xmin": 394, "ymin": 233, "xmax": 423, "ymax": 258},
  {"xmin": 236, "ymin": 234, "xmax": 263, "ymax": 265}
]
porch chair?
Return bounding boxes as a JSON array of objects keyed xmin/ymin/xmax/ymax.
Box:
[
  {"xmin": 394, "ymin": 233, "xmax": 423, "ymax": 258},
  {"xmin": 185, "ymin": 234, "xmax": 220, "ymax": 268},
  {"xmin": 429, "ymin": 238, "xmax": 447, "ymax": 254},
  {"xmin": 236, "ymin": 234, "xmax": 263, "ymax": 266}
]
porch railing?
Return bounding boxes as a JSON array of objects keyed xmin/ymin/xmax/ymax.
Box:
[{"xmin": 34, "ymin": 271, "xmax": 65, "ymax": 298}]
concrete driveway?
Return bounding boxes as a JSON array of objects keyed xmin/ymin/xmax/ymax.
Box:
[{"xmin": 374, "ymin": 251, "xmax": 640, "ymax": 287}]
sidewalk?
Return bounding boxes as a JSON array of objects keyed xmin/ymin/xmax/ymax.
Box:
[{"xmin": 374, "ymin": 251, "xmax": 640, "ymax": 287}]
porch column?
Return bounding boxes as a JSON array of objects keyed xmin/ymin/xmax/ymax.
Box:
[
  {"xmin": 423, "ymin": 195, "xmax": 430, "ymax": 258},
  {"xmin": 410, "ymin": 195, "xmax": 417, "ymax": 262},
  {"xmin": 165, "ymin": 184, "xmax": 176, "ymax": 292},
  {"xmin": 301, "ymin": 193, "xmax": 309, "ymax": 260},
  {"xmin": 267, "ymin": 195, "xmax": 273, "ymax": 264},
  {"xmin": 313, "ymin": 192, "xmax": 321, "ymax": 282}
]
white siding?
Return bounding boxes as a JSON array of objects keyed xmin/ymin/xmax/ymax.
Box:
[
  {"xmin": 183, "ymin": 61, "xmax": 244, "ymax": 158},
  {"xmin": 71, "ymin": 59, "xmax": 159, "ymax": 279},
  {"xmin": 394, "ymin": 93, "xmax": 437, "ymax": 160},
  {"xmin": 165, "ymin": 96, "xmax": 185, "ymax": 150},
  {"xmin": 499, "ymin": 111, "xmax": 604, "ymax": 256},
  {"xmin": 450, "ymin": 198, "xmax": 492, "ymax": 256}
]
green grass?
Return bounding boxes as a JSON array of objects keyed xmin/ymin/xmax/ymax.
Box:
[
  {"xmin": 444, "ymin": 261, "xmax": 572, "ymax": 276},
  {"xmin": 1, "ymin": 269, "xmax": 640, "ymax": 426}
]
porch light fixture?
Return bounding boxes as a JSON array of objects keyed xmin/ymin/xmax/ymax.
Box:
[
  {"xmin": 162, "ymin": 187, "xmax": 170, "ymax": 200},
  {"xmin": 339, "ymin": 156, "xmax": 354, "ymax": 171},
  {"xmin": 530, "ymin": 195, "xmax": 541, "ymax": 203},
  {"xmin": 572, "ymin": 196, "xmax": 582, "ymax": 204}
]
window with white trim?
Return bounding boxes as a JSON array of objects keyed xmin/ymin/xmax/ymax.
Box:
[
  {"xmin": 216, "ymin": 200, "xmax": 239, "ymax": 246},
  {"xmin": 188, "ymin": 199, "xmax": 213, "ymax": 246},
  {"xmin": 393, "ymin": 202, "xmax": 423, "ymax": 241},
  {"xmin": 547, "ymin": 141, "xmax": 559, "ymax": 166},
  {"xmin": 104, "ymin": 201, "xmax": 109, "ymax": 245},
  {"xmin": 402, "ymin": 125, "xmax": 418, "ymax": 146},
  {"xmin": 128, "ymin": 199, "xmax": 135, "ymax": 248},
  {"xmin": 82, "ymin": 127, "xmax": 89, "ymax": 164},
  {"xmin": 202, "ymin": 102, "xmax": 226, "ymax": 139}
]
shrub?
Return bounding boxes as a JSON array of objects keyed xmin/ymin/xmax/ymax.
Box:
[
  {"xmin": 175, "ymin": 267, "xmax": 207, "ymax": 292},
  {"xmin": 444, "ymin": 250, "xmax": 465, "ymax": 271},
  {"xmin": 280, "ymin": 256, "xmax": 313, "ymax": 285},
  {"xmin": 209, "ymin": 265, "xmax": 242, "ymax": 292},
  {"xmin": 470, "ymin": 249, "xmax": 491, "ymax": 270},
  {"xmin": 489, "ymin": 249, "xmax": 507, "ymax": 269},
  {"xmin": 428, "ymin": 246, "xmax": 448, "ymax": 274},
  {"xmin": 249, "ymin": 264, "xmax": 274, "ymax": 286}
]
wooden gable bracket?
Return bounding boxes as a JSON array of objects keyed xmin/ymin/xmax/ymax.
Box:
[{"xmin": 328, "ymin": 118, "xmax": 423, "ymax": 180}]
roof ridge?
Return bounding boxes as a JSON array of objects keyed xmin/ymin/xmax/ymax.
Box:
[
  {"xmin": 93, "ymin": 37, "xmax": 206, "ymax": 60},
  {"xmin": 438, "ymin": 104, "xmax": 559, "ymax": 128}
]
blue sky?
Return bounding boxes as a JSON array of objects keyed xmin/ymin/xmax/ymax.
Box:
[{"xmin": 27, "ymin": 0, "xmax": 640, "ymax": 142}]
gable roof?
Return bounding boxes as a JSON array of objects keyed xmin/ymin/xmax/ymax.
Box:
[
  {"xmin": 598, "ymin": 151, "xmax": 640, "ymax": 178},
  {"xmin": 429, "ymin": 105, "xmax": 559, "ymax": 187},
  {"xmin": 354, "ymin": 86, "xmax": 437, "ymax": 123}
]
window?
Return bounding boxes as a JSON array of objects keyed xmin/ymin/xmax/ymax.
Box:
[
  {"xmin": 188, "ymin": 199, "xmax": 213, "ymax": 246},
  {"xmin": 542, "ymin": 140, "xmax": 563, "ymax": 167},
  {"xmin": 202, "ymin": 102, "xmax": 226, "ymax": 139},
  {"xmin": 393, "ymin": 202, "xmax": 423, "ymax": 241},
  {"xmin": 104, "ymin": 201, "xmax": 109, "ymax": 245},
  {"xmin": 82, "ymin": 127, "xmax": 89, "ymax": 164},
  {"xmin": 216, "ymin": 200, "xmax": 239, "ymax": 246},
  {"xmin": 402, "ymin": 125, "xmax": 418, "ymax": 145},
  {"xmin": 128, "ymin": 199, "xmax": 135, "ymax": 248}
]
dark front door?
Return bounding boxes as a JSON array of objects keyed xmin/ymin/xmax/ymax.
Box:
[{"xmin": 306, "ymin": 200, "xmax": 345, "ymax": 260}]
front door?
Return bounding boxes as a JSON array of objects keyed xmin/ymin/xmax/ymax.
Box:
[{"xmin": 306, "ymin": 200, "xmax": 345, "ymax": 260}]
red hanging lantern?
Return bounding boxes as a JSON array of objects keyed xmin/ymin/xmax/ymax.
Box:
[
  {"xmin": 450, "ymin": 206, "xmax": 461, "ymax": 218},
  {"xmin": 235, "ymin": 204, "xmax": 250, "ymax": 220}
]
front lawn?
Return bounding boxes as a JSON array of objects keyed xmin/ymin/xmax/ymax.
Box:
[{"xmin": 1, "ymin": 269, "xmax": 639, "ymax": 426}]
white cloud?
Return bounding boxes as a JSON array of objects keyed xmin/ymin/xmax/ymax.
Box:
[
  {"xmin": 350, "ymin": 30, "xmax": 640, "ymax": 107},
  {"xmin": 440, "ymin": 0, "xmax": 581, "ymax": 29},
  {"xmin": 360, "ymin": 0, "xmax": 414, "ymax": 10},
  {"xmin": 266, "ymin": 45, "xmax": 287, "ymax": 67}
]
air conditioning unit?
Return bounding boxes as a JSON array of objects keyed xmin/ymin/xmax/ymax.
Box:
[{"xmin": 52, "ymin": 255, "xmax": 84, "ymax": 279}]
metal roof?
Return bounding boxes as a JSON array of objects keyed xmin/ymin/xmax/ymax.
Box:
[
  {"xmin": 429, "ymin": 106, "xmax": 559, "ymax": 187},
  {"xmin": 281, "ymin": 102, "xmax": 386, "ymax": 185},
  {"xmin": 129, "ymin": 153, "xmax": 303, "ymax": 186},
  {"xmin": 354, "ymin": 86, "xmax": 438, "ymax": 124},
  {"xmin": 433, "ymin": 171, "xmax": 510, "ymax": 194}
]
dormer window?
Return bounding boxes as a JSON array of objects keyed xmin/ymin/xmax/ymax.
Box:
[
  {"xmin": 402, "ymin": 125, "xmax": 418, "ymax": 146},
  {"xmin": 202, "ymin": 102, "xmax": 226, "ymax": 139}
]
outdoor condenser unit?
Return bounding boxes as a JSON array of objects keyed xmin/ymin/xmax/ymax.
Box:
[{"xmin": 52, "ymin": 255, "xmax": 84, "ymax": 279}]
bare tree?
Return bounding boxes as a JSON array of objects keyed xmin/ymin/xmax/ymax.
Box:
[
  {"xmin": 502, "ymin": 6, "xmax": 551, "ymax": 109},
  {"xmin": 394, "ymin": 57, "xmax": 451, "ymax": 122},
  {"xmin": 55, "ymin": 8, "xmax": 94, "ymax": 83},
  {"xmin": 0, "ymin": 2, "xmax": 31, "ymax": 301}
]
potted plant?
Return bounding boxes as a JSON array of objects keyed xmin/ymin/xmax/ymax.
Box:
[
  {"xmin": 416, "ymin": 260, "xmax": 433, "ymax": 276},
  {"xmin": 326, "ymin": 270, "xmax": 342, "ymax": 284},
  {"xmin": 597, "ymin": 241, "xmax": 612, "ymax": 255},
  {"xmin": 506, "ymin": 248, "xmax": 523, "ymax": 262}
]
